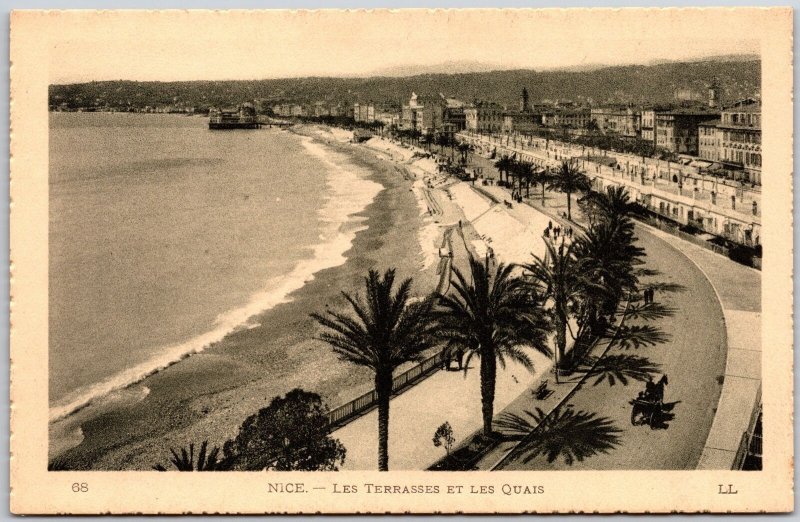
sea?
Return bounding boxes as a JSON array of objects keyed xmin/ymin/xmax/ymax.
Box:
[{"xmin": 48, "ymin": 112, "xmax": 384, "ymax": 424}]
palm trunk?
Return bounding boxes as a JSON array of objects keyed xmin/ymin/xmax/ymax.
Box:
[
  {"xmin": 479, "ymin": 349, "xmax": 497, "ymax": 437},
  {"xmin": 566, "ymin": 189, "xmax": 572, "ymax": 220},
  {"xmin": 555, "ymin": 312, "xmax": 567, "ymax": 383},
  {"xmin": 542, "ymin": 183, "xmax": 546, "ymax": 206},
  {"xmin": 375, "ymin": 373, "xmax": 392, "ymax": 471}
]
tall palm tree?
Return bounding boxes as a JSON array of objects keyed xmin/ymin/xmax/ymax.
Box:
[
  {"xmin": 494, "ymin": 154, "xmax": 514, "ymax": 184},
  {"xmin": 458, "ymin": 142, "xmax": 473, "ymax": 165},
  {"xmin": 533, "ymin": 168, "xmax": 551, "ymax": 206},
  {"xmin": 573, "ymin": 220, "xmax": 643, "ymax": 329},
  {"xmin": 515, "ymin": 161, "xmax": 535, "ymax": 198},
  {"xmin": 424, "ymin": 130, "xmax": 435, "ymax": 151},
  {"xmin": 435, "ymin": 255, "xmax": 551, "ymax": 437},
  {"xmin": 581, "ymin": 185, "xmax": 636, "ymax": 226},
  {"xmin": 436, "ymin": 133, "xmax": 450, "ymax": 154},
  {"xmin": 311, "ymin": 269, "xmax": 437, "ymax": 471},
  {"xmin": 525, "ymin": 241, "xmax": 596, "ymax": 382},
  {"xmin": 548, "ymin": 159, "xmax": 592, "ymax": 220}
]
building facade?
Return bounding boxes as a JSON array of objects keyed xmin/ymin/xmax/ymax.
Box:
[
  {"xmin": 353, "ymin": 103, "xmax": 376, "ymax": 123},
  {"xmin": 718, "ymin": 100, "xmax": 761, "ymax": 184},
  {"xmin": 640, "ymin": 109, "xmax": 656, "ymax": 142},
  {"xmin": 591, "ymin": 106, "xmax": 640, "ymax": 137},
  {"xmin": 654, "ymin": 110, "xmax": 720, "ymax": 155},
  {"xmin": 464, "ymin": 101, "xmax": 503, "ymax": 133},
  {"xmin": 698, "ymin": 120, "xmax": 722, "ymax": 162},
  {"xmin": 541, "ymin": 107, "xmax": 591, "ymax": 129},
  {"xmin": 400, "ymin": 93, "xmax": 445, "ymax": 133},
  {"xmin": 502, "ymin": 111, "xmax": 543, "ymax": 133}
]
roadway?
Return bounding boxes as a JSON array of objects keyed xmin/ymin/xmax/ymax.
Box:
[
  {"xmin": 499, "ymin": 221, "xmax": 729, "ymax": 469},
  {"xmin": 464, "ymin": 151, "xmax": 749, "ymax": 470}
]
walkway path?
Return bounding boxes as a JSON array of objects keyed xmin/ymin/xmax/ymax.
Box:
[
  {"xmin": 330, "ymin": 138, "xmax": 557, "ymax": 470},
  {"xmin": 334, "ymin": 354, "xmax": 550, "ymax": 470}
]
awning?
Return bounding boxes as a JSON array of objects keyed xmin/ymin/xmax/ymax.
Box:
[{"xmin": 689, "ymin": 159, "xmax": 713, "ymax": 169}]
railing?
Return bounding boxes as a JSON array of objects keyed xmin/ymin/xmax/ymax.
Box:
[
  {"xmin": 733, "ymin": 397, "xmax": 762, "ymax": 470},
  {"xmin": 327, "ymin": 350, "xmax": 446, "ymax": 429},
  {"xmin": 640, "ymin": 213, "xmax": 730, "ymax": 257}
]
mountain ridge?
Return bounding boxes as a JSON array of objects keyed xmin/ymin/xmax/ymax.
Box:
[{"xmin": 50, "ymin": 58, "xmax": 761, "ymax": 110}]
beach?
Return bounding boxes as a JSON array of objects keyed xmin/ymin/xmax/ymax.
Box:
[{"xmin": 50, "ymin": 119, "xmax": 441, "ymax": 469}]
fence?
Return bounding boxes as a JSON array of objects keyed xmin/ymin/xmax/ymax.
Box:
[
  {"xmin": 733, "ymin": 393, "xmax": 762, "ymax": 470},
  {"xmin": 640, "ymin": 213, "xmax": 730, "ymax": 257},
  {"xmin": 326, "ymin": 350, "xmax": 446, "ymax": 429}
]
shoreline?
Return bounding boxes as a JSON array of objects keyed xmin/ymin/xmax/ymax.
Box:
[
  {"xmin": 51, "ymin": 124, "xmax": 441, "ymax": 470},
  {"xmin": 49, "ymin": 126, "xmax": 381, "ymax": 424}
]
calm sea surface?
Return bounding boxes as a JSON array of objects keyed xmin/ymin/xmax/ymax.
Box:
[{"xmin": 49, "ymin": 113, "xmax": 380, "ymax": 420}]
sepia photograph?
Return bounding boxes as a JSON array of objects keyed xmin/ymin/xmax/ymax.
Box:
[{"xmin": 9, "ymin": 7, "xmax": 794, "ymax": 514}]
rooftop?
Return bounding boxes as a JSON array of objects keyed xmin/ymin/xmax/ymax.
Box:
[
  {"xmin": 721, "ymin": 103, "xmax": 761, "ymax": 113},
  {"xmin": 658, "ymin": 108, "xmax": 721, "ymax": 117}
]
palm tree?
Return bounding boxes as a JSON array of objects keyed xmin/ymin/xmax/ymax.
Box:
[
  {"xmin": 436, "ymin": 133, "xmax": 450, "ymax": 154},
  {"xmin": 494, "ymin": 154, "xmax": 514, "ymax": 185},
  {"xmin": 573, "ymin": 185, "xmax": 645, "ymax": 329},
  {"xmin": 311, "ymin": 269, "xmax": 437, "ymax": 471},
  {"xmin": 458, "ymin": 142, "xmax": 473, "ymax": 165},
  {"xmin": 153, "ymin": 441, "xmax": 230, "ymax": 471},
  {"xmin": 572, "ymin": 220, "xmax": 643, "ymax": 330},
  {"xmin": 525, "ymin": 241, "xmax": 596, "ymax": 382},
  {"xmin": 548, "ymin": 159, "xmax": 592, "ymax": 220},
  {"xmin": 515, "ymin": 161, "xmax": 535, "ymax": 198},
  {"xmin": 435, "ymin": 255, "xmax": 551, "ymax": 437},
  {"xmin": 581, "ymin": 185, "xmax": 637, "ymax": 227},
  {"xmin": 424, "ymin": 130, "xmax": 435, "ymax": 151},
  {"xmin": 533, "ymin": 168, "xmax": 551, "ymax": 206}
]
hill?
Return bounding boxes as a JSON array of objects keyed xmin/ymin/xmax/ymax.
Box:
[{"xmin": 49, "ymin": 59, "xmax": 760, "ymax": 111}]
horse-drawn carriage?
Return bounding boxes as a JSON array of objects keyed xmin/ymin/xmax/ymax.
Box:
[{"xmin": 629, "ymin": 375, "xmax": 668, "ymax": 428}]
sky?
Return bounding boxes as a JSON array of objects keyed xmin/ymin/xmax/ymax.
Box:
[{"xmin": 41, "ymin": 9, "xmax": 760, "ymax": 84}]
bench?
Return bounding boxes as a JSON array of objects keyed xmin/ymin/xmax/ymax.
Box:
[{"xmin": 532, "ymin": 380, "xmax": 552, "ymax": 400}]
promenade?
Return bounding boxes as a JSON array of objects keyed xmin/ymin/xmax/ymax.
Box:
[
  {"xmin": 332, "ymin": 133, "xmax": 752, "ymax": 471},
  {"xmin": 469, "ymin": 146, "xmax": 757, "ymax": 470}
]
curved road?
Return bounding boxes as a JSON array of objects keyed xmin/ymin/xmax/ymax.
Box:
[{"xmin": 502, "ymin": 223, "xmax": 728, "ymax": 470}]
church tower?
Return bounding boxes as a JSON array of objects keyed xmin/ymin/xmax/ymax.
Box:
[
  {"xmin": 520, "ymin": 87, "xmax": 530, "ymax": 113},
  {"xmin": 708, "ymin": 77, "xmax": 721, "ymax": 109}
]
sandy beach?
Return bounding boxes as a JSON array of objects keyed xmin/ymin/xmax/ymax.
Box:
[{"xmin": 51, "ymin": 124, "xmax": 443, "ymax": 470}]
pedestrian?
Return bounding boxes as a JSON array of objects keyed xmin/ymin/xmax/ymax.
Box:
[
  {"xmin": 650, "ymin": 287, "xmax": 656, "ymax": 304},
  {"xmin": 548, "ymin": 220, "xmax": 552, "ymax": 230}
]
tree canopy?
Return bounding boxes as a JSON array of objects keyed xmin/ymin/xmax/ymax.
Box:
[{"xmin": 222, "ymin": 388, "xmax": 346, "ymax": 471}]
